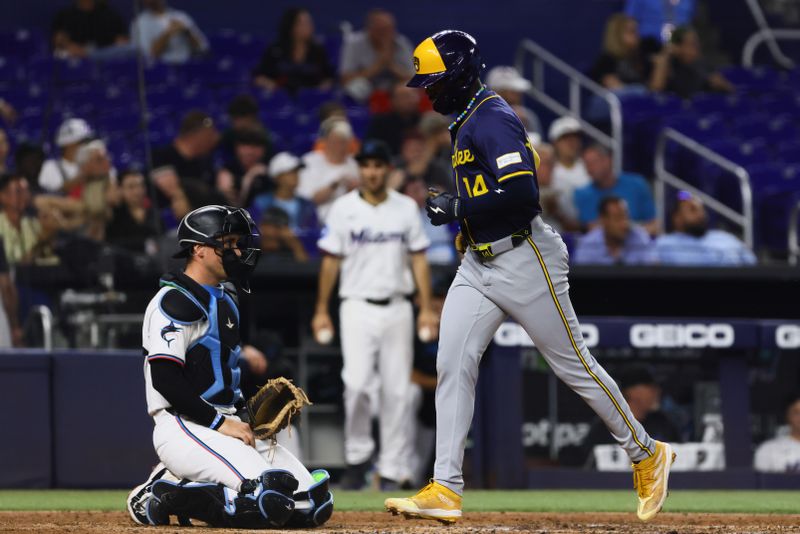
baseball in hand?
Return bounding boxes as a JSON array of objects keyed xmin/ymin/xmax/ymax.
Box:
[
  {"xmin": 418, "ymin": 327, "xmax": 434, "ymax": 343},
  {"xmin": 315, "ymin": 328, "xmax": 333, "ymax": 345}
]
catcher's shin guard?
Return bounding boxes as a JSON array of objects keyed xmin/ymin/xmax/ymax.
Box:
[
  {"xmin": 287, "ymin": 469, "xmax": 334, "ymax": 528},
  {"xmin": 150, "ymin": 479, "xmax": 228, "ymax": 526},
  {"xmin": 255, "ymin": 469, "xmax": 299, "ymax": 527}
]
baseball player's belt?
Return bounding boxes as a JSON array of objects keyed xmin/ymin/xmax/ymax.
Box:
[{"xmin": 470, "ymin": 226, "xmax": 532, "ymax": 259}]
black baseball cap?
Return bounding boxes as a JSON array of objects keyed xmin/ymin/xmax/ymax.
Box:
[{"xmin": 356, "ymin": 139, "xmax": 392, "ymax": 164}]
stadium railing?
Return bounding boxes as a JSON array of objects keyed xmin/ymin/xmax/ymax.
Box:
[
  {"xmin": 654, "ymin": 127, "xmax": 754, "ymax": 249},
  {"xmin": 788, "ymin": 200, "xmax": 800, "ymax": 265},
  {"xmin": 742, "ymin": 0, "xmax": 797, "ymax": 69},
  {"xmin": 514, "ymin": 39, "xmax": 623, "ymax": 177}
]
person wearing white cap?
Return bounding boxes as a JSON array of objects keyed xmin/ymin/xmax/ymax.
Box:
[
  {"xmin": 486, "ymin": 66, "xmax": 542, "ymax": 136},
  {"xmin": 548, "ymin": 116, "xmax": 591, "ymax": 227},
  {"xmin": 298, "ymin": 117, "xmax": 360, "ymax": 222},
  {"xmin": 37, "ymin": 118, "xmax": 94, "ymax": 194},
  {"xmin": 250, "ymin": 152, "xmax": 318, "ymax": 242}
]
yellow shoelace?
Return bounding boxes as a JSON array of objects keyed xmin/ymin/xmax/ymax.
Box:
[{"xmin": 632, "ymin": 459, "xmax": 657, "ymax": 498}]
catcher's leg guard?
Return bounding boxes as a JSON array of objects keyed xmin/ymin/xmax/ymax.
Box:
[
  {"xmin": 255, "ymin": 469, "xmax": 299, "ymax": 527},
  {"xmin": 150, "ymin": 479, "xmax": 228, "ymax": 526},
  {"xmin": 287, "ymin": 469, "xmax": 334, "ymax": 528}
]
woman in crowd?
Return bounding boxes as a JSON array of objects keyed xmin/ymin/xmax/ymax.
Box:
[{"xmin": 253, "ymin": 7, "xmax": 334, "ymax": 93}]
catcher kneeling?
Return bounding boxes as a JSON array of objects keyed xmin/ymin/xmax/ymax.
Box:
[{"xmin": 128, "ymin": 206, "xmax": 332, "ymax": 529}]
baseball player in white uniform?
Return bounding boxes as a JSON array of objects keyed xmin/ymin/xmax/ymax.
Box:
[
  {"xmin": 312, "ymin": 140, "xmax": 438, "ymax": 490},
  {"xmin": 126, "ymin": 205, "xmax": 333, "ymax": 529}
]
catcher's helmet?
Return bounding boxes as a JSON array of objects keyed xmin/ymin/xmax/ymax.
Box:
[
  {"xmin": 174, "ymin": 205, "xmax": 261, "ymax": 290},
  {"xmin": 407, "ymin": 30, "xmax": 484, "ymax": 115}
]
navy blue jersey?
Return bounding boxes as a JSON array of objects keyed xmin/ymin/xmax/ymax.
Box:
[{"xmin": 450, "ymin": 90, "xmax": 541, "ymax": 243}]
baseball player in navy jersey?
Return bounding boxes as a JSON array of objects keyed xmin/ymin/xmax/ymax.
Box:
[
  {"xmin": 312, "ymin": 140, "xmax": 438, "ymax": 490},
  {"xmin": 126, "ymin": 205, "xmax": 333, "ymax": 529},
  {"xmin": 385, "ymin": 30, "xmax": 675, "ymax": 524}
]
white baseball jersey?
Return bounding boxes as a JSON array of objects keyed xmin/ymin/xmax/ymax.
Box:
[
  {"xmin": 317, "ymin": 190, "xmax": 430, "ymax": 300},
  {"xmin": 142, "ymin": 286, "xmax": 210, "ymax": 416},
  {"xmin": 754, "ymin": 435, "xmax": 800, "ymax": 473}
]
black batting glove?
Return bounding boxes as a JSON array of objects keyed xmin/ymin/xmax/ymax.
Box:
[{"xmin": 425, "ymin": 188, "xmax": 460, "ymax": 226}]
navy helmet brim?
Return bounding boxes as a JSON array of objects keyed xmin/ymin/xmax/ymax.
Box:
[{"xmin": 407, "ymin": 71, "xmax": 449, "ymax": 89}]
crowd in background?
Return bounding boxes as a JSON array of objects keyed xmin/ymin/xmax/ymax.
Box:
[{"xmin": 0, "ymin": 0, "xmax": 757, "ymax": 286}]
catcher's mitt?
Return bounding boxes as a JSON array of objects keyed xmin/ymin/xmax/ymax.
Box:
[
  {"xmin": 454, "ymin": 231, "xmax": 467, "ymax": 255},
  {"xmin": 246, "ymin": 377, "xmax": 311, "ymax": 440}
]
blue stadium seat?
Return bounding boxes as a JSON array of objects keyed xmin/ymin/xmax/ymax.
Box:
[{"xmin": 0, "ymin": 28, "xmax": 47, "ymax": 60}]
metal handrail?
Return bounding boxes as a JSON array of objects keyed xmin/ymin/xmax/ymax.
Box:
[
  {"xmin": 789, "ymin": 201, "xmax": 800, "ymax": 266},
  {"xmin": 515, "ymin": 39, "xmax": 623, "ymax": 176},
  {"xmin": 654, "ymin": 128, "xmax": 754, "ymax": 248},
  {"xmin": 29, "ymin": 305, "xmax": 54, "ymax": 351},
  {"xmin": 743, "ymin": 0, "xmax": 796, "ymax": 68},
  {"xmin": 742, "ymin": 29, "xmax": 800, "ymax": 68}
]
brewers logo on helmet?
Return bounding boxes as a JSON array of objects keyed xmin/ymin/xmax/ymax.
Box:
[{"xmin": 407, "ymin": 30, "xmax": 485, "ymax": 114}]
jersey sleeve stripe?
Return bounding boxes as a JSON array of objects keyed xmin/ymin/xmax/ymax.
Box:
[
  {"xmin": 497, "ymin": 170, "xmax": 534, "ymax": 182},
  {"xmin": 148, "ymin": 354, "xmax": 185, "ymax": 366}
]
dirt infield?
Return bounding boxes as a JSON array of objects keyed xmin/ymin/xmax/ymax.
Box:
[{"xmin": 2, "ymin": 511, "xmax": 799, "ymax": 533}]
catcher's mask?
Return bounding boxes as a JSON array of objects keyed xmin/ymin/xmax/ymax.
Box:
[
  {"xmin": 407, "ymin": 30, "xmax": 485, "ymax": 115},
  {"xmin": 174, "ymin": 205, "xmax": 261, "ymax": 292}
]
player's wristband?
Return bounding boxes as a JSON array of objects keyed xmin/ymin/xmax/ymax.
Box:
[{"xmin": 210, "ymin": 413, "xmax": 225, "ymax": 430}]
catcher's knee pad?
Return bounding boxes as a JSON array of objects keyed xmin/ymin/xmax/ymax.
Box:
[
  {"xmin": 287, "ymin": 469, "xmax": 334, "ymax": 528},
  {"xmin": 255, "ymin": 469, "xmax": 298, "ymax": 527}
]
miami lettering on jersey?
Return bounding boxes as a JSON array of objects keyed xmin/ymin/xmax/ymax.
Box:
[{"xmin": 350, "ymin": 229, "xmax": 408, "ymax": 245}]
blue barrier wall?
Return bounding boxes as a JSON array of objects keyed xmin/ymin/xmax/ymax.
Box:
[
  {"xmin": 1, "ymin": 350, "xmax": 157, "ymax": 489},
  {"xmin": 0, "ymin": 354, "xmax": 51, "ymax": 488}
]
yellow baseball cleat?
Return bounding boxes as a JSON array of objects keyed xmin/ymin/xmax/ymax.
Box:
[
  {"xmin": 384, "ymin": 481, "xmax": 462, "ymax": 524},
  {"xmin": 633, "ymin": 441, "xmax": 677, "ymax": 521}
]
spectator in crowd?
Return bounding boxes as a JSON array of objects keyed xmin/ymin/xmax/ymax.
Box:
[
  {"xmin": 339, "ymin": 9, "xmax": 415, "ymax": 101},
  {"xmin": 571, "ymin": 366, "xmax": 680, "ymax": 466},
  {"xmin": 151, "ymin": 110, "xmax": 219, "ymax": 200},
  {"xmin": 401, "ymin": 177, "xmax": 456, "ymax": 265},
  {"xmin": 0, "ymin": 129, "xmax": 9, "ymax": 174},
  {"xmin": 0, "ymin": 98, "xmax": 17, "ymax": 126},
  {"xmin": 754, "ymin": 395, "xmax": 800, "ymax": 473},
  {"xmin": 258, "ymin": 206, "xmax": 309, "ymax": 263},
  {"xmin": 72, "ymin": 139, "xmax": 117, "ymax": 241},
  {"xmin": 655, "ymin": 192, "xmax": 756, "ymax": 266},
  {"xmin": 418, "ymin": 112, "xmax": 452, "ymax": 171},
  {"xmin": 298, "ymin": 117, "xmax": 360, "ymax": 222},
  {"xmin": 51, "ymin": 0, "xmax": 129, "ymax": 59},
  {"xmin": 657, "ymin": 26, "xmax": 734, "ymax": 99},
  {"xmin": 366, "ymin": 84, "xmax": 421, "ymax": 154},
  {"xmin": 534, "ymin": 143, "xmax": 579, "ymax": 233},
  {"xmin": 573, "ymin": 196, "xmax": 656, "ymax": 265},
  {"xmin": 15, "ymin": 143, "xmax": 46, "ymax": 185},
  {"xmin": 0, "ymin": 238, "xmax": 23, "ymax": 347},
  {"xmin": 0, "ymin": 173, "xmax": 42, "ymax": 265},
  {"xmin": 389, "ymin": 132, "xmax": 452, "ymax": 193},
  {"xmin": 486, "ymin": 66, "xmax": 542, "ymax": 136},
  {"xmin": 589, "ymin": 13, "xmax": 668, "ymax": 93},
  {"xmin": 313, "ymin": 102, "xmax": 361, "ymax": 155},
  {"xmin": 251, "ymin": 152, "xmax": 318, "ymax": 244},
  {"xmin": 219, "ymin": 94, "xmax": 271, "ymax": 166},
  {"xmin": 626, "ymin": 0, "xmax": 696, "ymax": 43},
  {"xmin": 253, "ymin": 7, "xmax": 334, "ymax": 93},
  {"xmin": 216, "ymin": 127, "xmax": 271, "ymax": 207},
  {"xmin": 130, "ymin": 0, "xmax": 209, "ymax": 64},
  {"xmin": 38, "ymin": 118, "xmax": 94, "ymax": 194},
  {"xmin": 548, "ymin": 117, "xmax": 590, "ymax": 226},
  {"xmin": 106, "ymin": 169, "xmax": 159, "ymax": 254},
  {"xmin": 574, "ymin": 143, "xmax": 657, "ymax": 233}
]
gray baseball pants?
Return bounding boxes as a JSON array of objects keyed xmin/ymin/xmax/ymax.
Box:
[{"xmin": 434, "ymin": 217, "xmax": 655, "ymax": 494}]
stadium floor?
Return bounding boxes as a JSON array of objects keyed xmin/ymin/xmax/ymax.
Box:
[{"xmin": 1, "ymin": 490, "xmax": 798, "ymax": 533}]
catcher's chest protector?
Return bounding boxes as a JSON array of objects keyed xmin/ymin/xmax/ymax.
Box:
[{"xmin": 160, "ymin": 272, "xmax": 242, "ymax": 408}]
